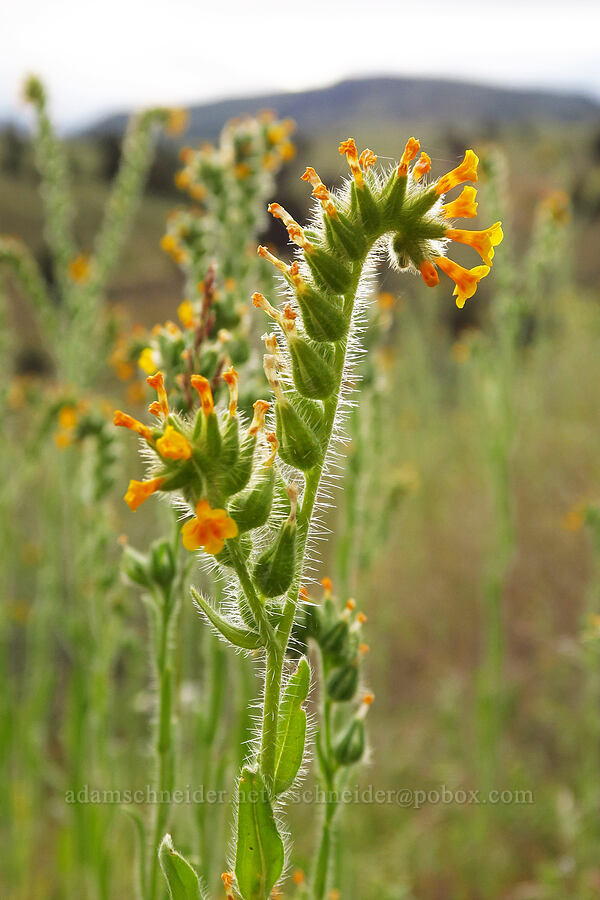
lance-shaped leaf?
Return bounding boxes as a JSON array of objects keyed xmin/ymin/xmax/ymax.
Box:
[
  {"xmin": 235, "ymin": 768, "xmax": 284, "ymax": 899},
  {"xmin": 158, "ymin": 834, "xmax": 205, "ymax": 900},
  {"xmin": 191, "ymin": 587, "xmax": 262, "ymax": 649},
  {"xmin": 273, "ymin": 657, "xmax": 310, "ymax": 795}
]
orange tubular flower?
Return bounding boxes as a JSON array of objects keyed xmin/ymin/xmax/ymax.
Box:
[
  {"xmin": 124, "ymin": 477, "xmax": 165, "ymax": 511},
  {"xmin": 301, "ymin": 167, "xmax": 337, "ymax": 217},
  {"xmin": 398, "ymin": 137, "xmax": 420, "ymax": 177},
  {"xmin": 441, "ymin": 186, "xmax": 478, "ymax": 219},
  {"xmin": 222, "ymin": 366, "xmax": 239, "ymax": 417},
  {"xmin": 190, "ymin": 375, "xmax": 214, "ymax": 415},
  {"xmin": 156, "ymin": 425, "xmax": 192, "ymax": 461},
  {"xmin": 114, "ymin": 410, "xmax": 153, "ymax": 442},
  {"xmin": 147, "ymin": 372, "xmax": 169, "ymax": 417},
  {"xmin": 181, "ymin": 499, "xmax": 238, "ymax": 555},
  {"xmin": 359, "ymin": 148, "xmax": 377, "ymax": 170},
  {"xmin": 268, "ymin": 203, "xmax": 313, "ymax": 251},
  {"xmin": 412, "ymin": 152, "xmax": 431, "ymax": 183},
  {"xmin": 339, "ymin": 138, "xmax": 363, "ymax": 188},
  {"xmin": 435, "ymin": 150, "xmax": 479, "ymax": 195},
  {"xmin": 433, "ymin": 256, "xmax": 490, "ymax": 309},
  {"xmin": 419, "ymin": 260, "xmax": 439, "ymax": 287},
  {"xmin": 248, "ymin": 399, "xmax": 270, "ymax": 436},
  {"xmin": 257, "ymin": 244, "xmax": 288, "ymax": 276},
  {"xmin": 445, "ymin": 222, "xmax": 504, "ymax": 266},
  {"xmin": 321, "ymin": 576, "xmax": 333, "ymax": 596}
]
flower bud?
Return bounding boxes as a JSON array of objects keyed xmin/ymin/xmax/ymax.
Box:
[
  {"xmin": 326, "ymin": 662, "xmax": 359, "ymax": 702},
  {"xmin": 334, "ymin": 718, "xmax": 365, "ymax": 766},
  {"xmin": 253, "ymin": 487, "xmax": 297, "ymax": 597},
  {"xmin": 320, "ymin": 619, "xmax": 350, "ymax": 659},
  {"xmin": 305, "ymin": 248, "xmax": 352, "ymax": 296},
  {"xmin": 295, "ymin": 284, "xmax": 346, "ymax": 343},
  {"xmin": 229, "ymin": 465, "xmax": 275, "ymax": 532},
  {"xmin": 275, "ymin": 401, "xmax": 321, "ymax": 471},
  {"xmin": 288, "ymin": 337, "xmax": 336, "ymax": 400},
  {"xmin": 150, "ymin": 538, "xmax": 176, "ymax": 589},
  {"xmin": 122, "ymin": 545, "xmax": 151, "ymax": 588},
  {"xmin": 221, "ymin": 434, "xmax": 256, "ymax": 495}
]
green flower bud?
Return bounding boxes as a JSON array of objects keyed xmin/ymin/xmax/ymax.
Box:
[
  {"xmin": 326, "ymin": 210, "xmax": 368, "ymax": 261},
  {"xmin": 320, "ymin": 619, "xmax": 350, "ymax": 659},
  {"xmin": 326, "ymin": 662, "xmax": 359, "ymax": 702},
  {"xmin": 221, "ymin": 433, "xmax": 256, "ymax": 495},
  {"xmin": 122, "ymin": 545, "xmax": 151, "ymax": 588},
  {"xmin": 206, "ymin": 410, "xmax": 221, "ymax": 457},
  {"xmin": 352, "ymin": 180, "xmax": 380, "ymax": 234},
  {"xmin": 220, "ymin": 415, "xmax": 240, "ymax": 468},
  {"xmin": 295, "ymin": 283, "xmax": 346, "ymax": 343},
  {"xmin": 253, "ymin": 486, "xmax": 298, "ymax": 597},
  {"xmin": 229, "ymin": 464, "xmax": 274, "ymax": 532},
  {"xmin": 306, "ymin": 247, "xmax": 352, "ymax": 295},
  {"xmin": 149, "ymin": 538, "xmax": 176, "ymax": 589},
  {"xmin": 275, "ymin": 400, "xmax": 321, "ymax": 471},
  {"xmin": 288, "ymin": 335, "xmax": 336, "ymax": 400},
  {"xmin": 334, "ymin": 717, "xmax": 365, "ymax": 766}
]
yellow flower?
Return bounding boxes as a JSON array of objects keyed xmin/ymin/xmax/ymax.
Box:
[
  {"xmin": 441, "ymin": 186, "xmax": 478, "ymax": 219},
  {"xmin": 68, "ymin": 254, "xmax": 91, "ymax": 283},
  {"xmin": 433, "ymin": 256, "xmax": 490, "ymax": 308},
  {"xmin": 124, "ymin": 477, "xmax": 165, "ymax": 511},
  {"xmin": 58, "ymin": 405, "xmax": 78, "ymax": 430},
  {"xmin": 166, "ymin": 107, "xmax": 189, "ymax": 136},
  {"xmin": 451, "ymin": 341, "xmax": 470, "ymax": 364},
  {"xmin": 138, "ymin": 347, "xmax": 159, "ymax": 375},
  {"xmin": 339, "ymin": 137, "xmax": 363, "ymax": 187},
  {"xmin": 181, "ymin": 499, "xmax": 238, "ymax": 555},
  {"xmin": 435, "ymin": 150, "xmax": 479, "ymax": 195},
  {"xmin": 222, "ymin": 366, "xmax": 239, "ymax": 417},
  {"xmin": 175, "ymin": 169, "xmax": 192, "ymax": 191},
  {"xmin": 562, "ymin": 503, "xmax": 585, "ymax": 532},
  {"xmin": 446, "ymin": 222, "xmax": 504, "ymax": 266},
  {"xmin": 156, "ymin": 425, "xmax": 192, "ymax": 461},
  {"xmin": 177, "ymin": 300, "xmax": 195, "ymax": 329},
  {"xmin": 54, "ymin": 430, "xmax": 73, "ymax": 449}
]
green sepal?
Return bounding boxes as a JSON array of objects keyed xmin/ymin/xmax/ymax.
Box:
[
  {"xmin": 320, "ymin": 620, "xmax": 350, "ymax": 659},
  {"xmin": 288, "ymin": 337, "xmax": 336, "ymax": 400},
  {"xmin": 206, "ymin": 411, "xmax": 221, "ymax": 458},
  {"xmin": 191, "ymin": 587, "xmax": 262, "ymax": 650},
  {"xmin": 295, "ymin": 284, "xmax": 346, "ymax": 343},
  {"xmin": 334, "ymin": 718, "xmax": 366, "ymax": 766},
  {"xmin": 275, "ymin": 401, "xmax": 321, "ymax": 471},
  {"xmin": 229, "ymin": 465, "xmax": 275, "ymax": 532},
  {"xmin": 382, "ymin": 173, "xmax": 407, "ymax": 224},
  {"xmin": 355, "ymin": 181, "xmax": 380, "ymax": 233},
  {"xmin": 149, "ymin": 538, "xmax": 176, "ymax": 589},
  {"xmin": 305, "ymin": 247, "xmax": 352, "ymax": 295},
  {"xmin": 221, "ymin": 434, "xmax": 256, "ymax": 495},
  {"xmin": 253, "ymin": 518, "xmax": 296, "ymax": 597},
  {"xmin": 160, "ymin": 461, "xmax": 196, "ymax": 492},
  {"xmin": 326, "ymin": 662, "xmax": 359, "ymax": 702},
  {"xmin": 122, "ymin": 545, "xmax": 151, "ymax": 588},
  {"xmin": 158, "ymin": 833, "xmax": 205, "ymax": 900},
  {"xmin": 221, "ymin": 415, "xmax": 240, "ymax": 468},
  {"xmin": 328, "ymin": 209, "xmax": 368, "ymax": 260},
  {"xmin": 235, "ymin": 768, "xmax": 284, "ymax": 900},
  {"xmin": 273, "ymin": 657, "xmax": 310, "ymax": 795}
]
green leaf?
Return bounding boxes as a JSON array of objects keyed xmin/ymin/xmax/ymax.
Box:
[
  {"xmin": 158, "ymin": 834, "xmax": 204, "ymax": 900},
  {"xmin": 273, "ymin": 657, "xmax": 310, "ymax": 795},
  {"xmin": 122, "ymin": 806, "xmax": 148, "ymax": 900},
  {"xmin": 235, "ymin": 768, "xmax": 284, "ymax": 899},
  {"xmin": 191, "ymin": 587, "xmax": 263, "ymax": 649}
]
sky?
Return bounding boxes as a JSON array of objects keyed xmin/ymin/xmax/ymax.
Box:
[{"xmin": 2, "ymin": 0, "xmax": 599, "ymax": 130}]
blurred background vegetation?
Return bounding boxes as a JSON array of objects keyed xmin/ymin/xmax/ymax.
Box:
[{"xmin": 3, "ymin": 75, "xmax": 600, "ymax": 898}]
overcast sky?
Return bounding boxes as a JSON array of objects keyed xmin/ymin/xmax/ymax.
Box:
[{"xmin": 2, "ymin": 0, "xmax": 599, "ymax": 129}]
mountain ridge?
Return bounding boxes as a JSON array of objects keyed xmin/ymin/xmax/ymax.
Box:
[{"xmin": 84, "ymin": 76, "xmax": 600, "ymax": 139}]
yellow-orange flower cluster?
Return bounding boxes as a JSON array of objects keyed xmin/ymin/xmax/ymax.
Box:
[{"xmin": 181, "ymin": 499, "xmax": 238, "ymax": 555}]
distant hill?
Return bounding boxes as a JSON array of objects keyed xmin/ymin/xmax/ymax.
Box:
[{"xmin": 86, "ymin": 76, "xmax": 600, "ymax": 139}]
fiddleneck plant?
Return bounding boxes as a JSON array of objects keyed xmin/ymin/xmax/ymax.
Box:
[
  {"xmin": 0, "ymin": 75, "xmax": 187, "ymax": 387},
  {"xmin": 115, "ymin": 134, "xmax": 501, "ymax": 898}
]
